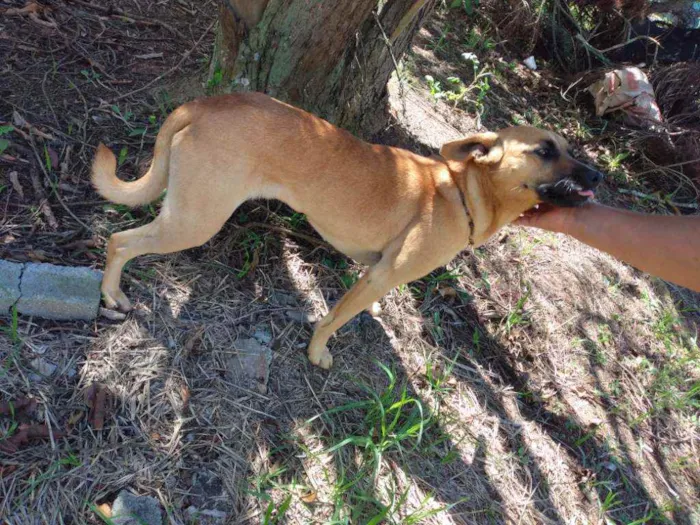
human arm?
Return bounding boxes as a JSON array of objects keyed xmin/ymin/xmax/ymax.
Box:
[{"xmin": 516, "ymin": 202, "xmax": 700, "ymax": 292}]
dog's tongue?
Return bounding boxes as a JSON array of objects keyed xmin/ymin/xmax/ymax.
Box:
[{"xmin": 578, "ymin": 190, "xmax": 595, "ymax": 198}]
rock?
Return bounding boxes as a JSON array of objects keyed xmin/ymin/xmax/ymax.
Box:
[
  {"xmin": 252, "ymin": 326, "xmax": 273, "ymax": 345},
  {"xmin": 30, "ymin": 357, "xmax": 57, "ymax": 377},
  {"xmin": 285, "ymin": 310, "xmax": 318, "ymax": 324},
  {"xmin": 186, "ymin": 507, "xmax": 228, "ymax": 524},
  {"xmin": 189, "ymin": 470, "xmax": 231, "ymax": 519},
  {"xmin": 111, "ymin": 490, "xmax": 162, "ymax": 525},
  {"xmin": 227, "ymin": 337, "xmax": 272, "ymax": 393},
  {"xmin": 16, "ymin": 263, "xmax": 102, "ymax": 320},
  {"xmin": 0, "ymin": 260, "xmax": 22, "ymax": 314}
]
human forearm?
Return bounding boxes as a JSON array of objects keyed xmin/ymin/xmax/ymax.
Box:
[{"xmin": 567, "ymin": 204, "xmax": 700, "ymax": 292}]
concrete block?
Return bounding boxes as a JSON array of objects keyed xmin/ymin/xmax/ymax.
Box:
[
  {"xmin": 16, "ymin": 263, "xmax": 102, "ymax": 321},
  {"xmin": 0, "ymin": 260, "xmax": 22, "ymax": 314}
]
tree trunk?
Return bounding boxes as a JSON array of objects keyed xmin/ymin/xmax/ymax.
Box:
[{"xmin": 211, "ymin": 0, "xmax": 438, "ymax": 135}]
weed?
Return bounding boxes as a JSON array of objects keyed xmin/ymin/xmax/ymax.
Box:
[
  {"xmin": 0, "ymin": 124, "xmax": 13, "ymax": 155},
  {"xmin": 425, "ymin": 351, "xmax": 460, "ymax": 396},
  {"xmin": 463, "ymin": 28, "xmax": 495, "ymax": 53},
  {"xmin": 237, "ymin": 231, "xmax": 262, "ymax": 279},
  {"xmin": 306, "ymin": 363, "xmax": 435, "ymax": 522},
  {"xmin": 428, "ymin": 23, "xmax": 452, "ymax": 53},
  {"xmin": 207, "ymin": 66, "xmax": 224, "ymax": 93},
  {"xmin": 599, "ymin": 490, "xmax": 621, "ymax": 515},
  {"xmin": 117, "ymin": 147, "xmax": 128, "ymax": 167},
  {"xmin": 505, "ymin": 287, "xmax": 530, "ymax": 332},
  {"xmin": 0, "ymin": 305, "xmax": 20, "ymax": 346},
  {"xmin": 599, "ymin": 150, "xmax": 631, "ymax": 183}
]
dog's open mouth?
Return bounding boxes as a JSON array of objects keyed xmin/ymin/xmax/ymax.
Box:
[{"xmin": 536, "ymin": 179, "xmax": 598, "ymax": 207}]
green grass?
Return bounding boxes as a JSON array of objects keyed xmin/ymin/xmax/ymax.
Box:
[{"xmin": 250, "ymin": 363, "xmax": 447, "ymax": 523}]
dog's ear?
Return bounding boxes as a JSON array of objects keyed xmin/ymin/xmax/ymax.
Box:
[{"xmin": 440, "ymin": 132, "xmax": 503, "ymax": 165}]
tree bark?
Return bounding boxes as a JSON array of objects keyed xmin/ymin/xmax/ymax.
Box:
[{"xmin": 211, "ymin": 0, "xmax": 438, "ymax": 135}]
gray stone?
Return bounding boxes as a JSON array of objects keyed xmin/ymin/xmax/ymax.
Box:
[
  {"xmin": 285, "ymin": 310, "xmax": 318, "ymax": 324},
  {"xmin": 16, "ymin": 263, "xmax": 102, "ymax": 320},
  {"xmin": 0, "ymin": 260, "xmax": 22, "ymax": 314},
  {"xmin": 111, "ymin": 490, "xmax": 163, "ymax": 525},
  {"xmin": 189, "ymin": 470, "xmax": 231, "ymax": 518},
  {"xmin": 227, "ymin": 337, "xmax": 272, "ymax": 392},
  {"xmin": 252, "ymin": 326, "xmax": 273, "ymax": 345},
  {"xmin": 30, "ymin": 357, "xmax": 57, "ymax": 377}
]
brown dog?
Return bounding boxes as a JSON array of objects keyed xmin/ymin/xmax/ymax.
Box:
[{"xmin": 92, "ymin": 93, "xmax": 602, "ymax": 368}]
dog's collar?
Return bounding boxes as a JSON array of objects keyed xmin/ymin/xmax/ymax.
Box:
[{"xmin": 457, "ymin": 186, "xmax": 475, "ymax": 247}]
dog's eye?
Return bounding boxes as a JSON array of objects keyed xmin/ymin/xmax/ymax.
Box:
[{"xmin": 534, "ymin": 146, "xmax": 557, "ymax": 160}]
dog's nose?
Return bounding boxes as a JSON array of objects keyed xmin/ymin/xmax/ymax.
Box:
[
  {"xmin": 583, "ymin": 169, "xmax": 603, "ymax": 187},
  {"xmin": 573, "ymin": 165, "xmax": 603, "ymax": 188}
]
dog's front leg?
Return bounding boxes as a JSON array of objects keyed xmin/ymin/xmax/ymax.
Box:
[
  {"xmin": 307, "ymin": 264, "xmax": 397, "ymax": 369},
  {"xmin": 307, "ymin": 223, "xmax": 447, "ymax": 369}
]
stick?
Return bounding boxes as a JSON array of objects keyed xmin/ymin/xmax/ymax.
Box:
[
  {"xmin": 617, "ymin": 188, "xmax": 699, "ymax": 210},
  {"xmin": 110, "ymin": 21, "xmax": 215, "ymax": 103}
]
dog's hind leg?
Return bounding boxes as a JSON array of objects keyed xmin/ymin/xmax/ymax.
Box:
[{"xmin": 101, "ymin": 199, "xmax": 243, "ymax": 312}]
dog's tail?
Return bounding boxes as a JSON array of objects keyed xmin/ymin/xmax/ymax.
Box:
[{"xmin": 91, "ymin": 105, "xmax": 193, "ymax": 207}]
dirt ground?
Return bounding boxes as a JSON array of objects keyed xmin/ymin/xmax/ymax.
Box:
[{"xmin": 1, "ymin": 2, "xmax": 699, "ymax": 524}]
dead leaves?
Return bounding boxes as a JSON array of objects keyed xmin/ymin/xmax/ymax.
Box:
[
  {"xmin": 0, "ymin": 396, "xmax": 63, "ymax": 453},
  {"xmin": 84, "ymin": 382, "xmax": 109, "ymax": 431},
  {"xmin": 3, "ymin": 2, "xmax": 58, "ymax": 29},
  {"xmin": 0, "ymin": 396, "xmax": 37, "ymax": 417},
  {"xmin": 0, "ymin": 423, "xmax": 64, "ymax": 453}
]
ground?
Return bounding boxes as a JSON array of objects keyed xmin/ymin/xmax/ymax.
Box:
[{"xmin": 1, "ymin": 2, "xmax": 699, "ymax": 524}]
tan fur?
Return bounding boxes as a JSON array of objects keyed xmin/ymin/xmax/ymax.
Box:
[{"xmin": 92, "ymin": 92, "xmax": 574, "ymax": 368}]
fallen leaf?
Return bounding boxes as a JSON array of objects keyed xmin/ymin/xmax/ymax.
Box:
[
  {"xmin": 301, "ymin": 491, "xmax": 317, "ymax": 504},
  {"xmin": 180, "ymin": 385, "xmax": 190, "ymax": 410},
  {"xmin": 0, "ymin": 397, "xmax": 37, "ymax": 417},
  {"xmin": 0, "ymin": 423, "xmax": 64, "ymax": 453},
  {"xmin": 437, "ymin": 283, "xmax": 458, "ymax": 298},
  {"xmin": 84, "ymin": 382, "xmax": 108, "ymax": 431},
  {"xmin": 4, "ymin": 2, "xmax": 43, "ymax": 16},
  {"xmin": 183, "ymin": 326, "xmax": 206, "ymax": 355},
  {"xmin": 67, "ymin": 410, "xmax": 84, "ymax": 426},
  {"xmin": 46, "ymin": 147, "xmax": 59, "ymax": 170},
  {"xmin": 9, "ymin": 171, "xmax": 24, "ymax": 198},
  {"xmin": 94, "ymin": 503, "xmax": 112, "ymax": 519}
]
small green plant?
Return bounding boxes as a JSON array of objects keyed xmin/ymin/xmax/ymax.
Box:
[
  {"xmin": 80, "ymin": 68, "xmax": 101, "ymax": 84},
  {"xmin": 305, "ymin": 363, "xmax": 435, "ymax": 521},
  {"xmin": 450, "ymin": 0, "xmax": 479, "ymax": 15},
  {"xmin": 117, "ymin": 147, "xmax": 128, "ymax": 167},
  {"xmin": 425, "ymin": 75, "xmax": 445, "ymax": 100},
  {"xmin": 0, "ymin": 124, "xmax": 13, "ymax": 155},
  {"xmin": 237, "ymin": 230, "xmax": 262, "ymax": 279},
  {"xmin": 599, "ymin": 150, "xmax": 630, "ymax": 183},
  {"xmin": 505, "ymin": 287, "xmax": 531, "ymax": 332},
  {"xmin": 340, "ymin": 271, "xmax": 359, "ymax": 289},
  {"xmin": 207, "ymin": 66, "xmax": 224, "ymax": 93},
  {"xmin": 599, "ymin": 490, "xmax": 621, "ymax": 515},
  {"xmin": 0, "ymin": 305, "xmax": 20, "ymax": 346}
]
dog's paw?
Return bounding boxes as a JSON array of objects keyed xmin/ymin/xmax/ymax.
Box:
[
  {"xmin": 102, "ymin": 288, "xmax": 132, "ymax": 312},
  {"xmin": 368, "ymin": 301, "xmax": 382, "ymax": 318},
  {"xmin": 308, "ymin": 346, "xmax": 333, "ymax": 370}
]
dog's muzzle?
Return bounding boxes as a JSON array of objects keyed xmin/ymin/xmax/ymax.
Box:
[{"xmin": 536, "ymin": 162, "xmax": 604, "ymax": 207}]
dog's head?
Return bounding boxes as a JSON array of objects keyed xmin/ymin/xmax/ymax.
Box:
[{"xmin": 440, "ymin": 127, "xmax": 603, "ymax": 214}]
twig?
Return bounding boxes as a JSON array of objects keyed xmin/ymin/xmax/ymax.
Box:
[
  {"xmin": 30, "ymin": 170, "xmax": 59, "ymax": 230},
  {"xmin": 111, "ymin": 21, "xmax": 215, "ymax": 103},
  {"xmin": 617, "ymin": 188, "xmax": 699, "ymax": 210},
  {"xmin": 67, "ymin": 0, "xmax": 187, "ymax": 40},
  {"xmin": 633, "ymin": 157, "xmax": 700, "ymax": 177},
  {"xmin": 239, "ymin": 222, "xmax": 331, "ymax": 249},
  {"xmin": 27, "ymin": 135, "xmax": 91, "ymax": 231}
]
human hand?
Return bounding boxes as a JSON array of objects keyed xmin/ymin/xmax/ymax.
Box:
[{"xmin": 515, "ymin": 202, "xmax": 592, "ymax": 234}]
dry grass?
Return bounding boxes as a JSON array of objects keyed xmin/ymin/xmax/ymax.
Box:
[{"xmin": 1, "ymin": 1, "xmax": 699, "ymax": 524}]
